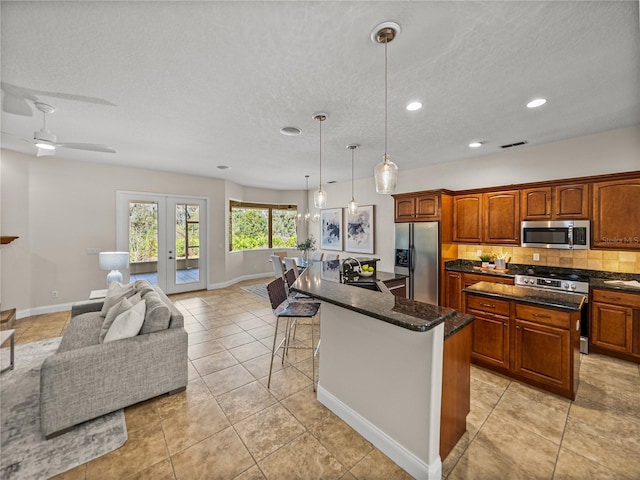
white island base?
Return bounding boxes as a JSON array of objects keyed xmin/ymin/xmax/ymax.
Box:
[{"xmin": 317, "ymin": 302, "xmax": 444, "ymax": 480}]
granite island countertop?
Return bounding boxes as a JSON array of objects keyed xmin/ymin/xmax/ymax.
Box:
[
  {"xmin": 292, "ymin": 261, "xmax": 473, "ymax": 335},
  {"xmin": 463, "ymin": 281, "xmax": 586, "ymax": 311}
]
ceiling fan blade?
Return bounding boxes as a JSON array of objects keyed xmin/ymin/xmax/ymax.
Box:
[
  {"xmin": 1, "ymin": 130, "xmax": 33, "ymax": 144},
  {"xmin": 56, "ymin": 142, "xmax": 116, "ymax": 153},
  {"xmin": 1, "ymin": 82, "xmax": 115, "ymax": 108}
]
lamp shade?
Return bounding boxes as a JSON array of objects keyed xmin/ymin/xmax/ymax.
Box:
[{"xmin": 99, "ymin": 252, "xmax": 130, "ymax": 270}]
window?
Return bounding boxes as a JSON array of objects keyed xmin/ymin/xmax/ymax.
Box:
[{"xmin": 230, "ymin": 201, "xmax": 298, "ymax": 251}]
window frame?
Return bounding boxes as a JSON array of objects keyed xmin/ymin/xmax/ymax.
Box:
[{"xmin": 229, "ymin": 200, "xmax": 298, "ymax": 252}]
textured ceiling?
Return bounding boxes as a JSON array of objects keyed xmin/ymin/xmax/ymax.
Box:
[{"xmin": 1, "ymin": 1, "xmax": 639, "ymax": 190}]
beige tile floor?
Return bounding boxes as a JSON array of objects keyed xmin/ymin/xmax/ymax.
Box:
[{"xmin": 9, "ymin": 280, "xmax": 640, "ymax": 480}]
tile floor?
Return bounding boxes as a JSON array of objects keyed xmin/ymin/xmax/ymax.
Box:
[{"xmin": 8, "ymin": 279, "xmax": 640, "ymax": 479}]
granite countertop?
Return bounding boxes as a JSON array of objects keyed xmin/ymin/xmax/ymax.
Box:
[
  {"xmin": 342, "ymin": 269, "xmax": 407, "ymax": 284},
  {"xmin": 463, "ymin": 282, "xmax": 586, "ymax": 311},
  {"xmin": 291, "ymin": 261, "xmax": 457, "ymax": 333},
  {"xmin": 589, "ymin": 278, "xmax": 640, "ymax": 294}
]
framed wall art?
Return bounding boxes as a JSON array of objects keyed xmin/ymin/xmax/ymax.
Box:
[
  {"xmin": 345, "ymin": 205, "xmax": 374, "ymax": 254},
  {"xmin": 320, "ymin": 208, "xmax": 343, "ymax": 251}
]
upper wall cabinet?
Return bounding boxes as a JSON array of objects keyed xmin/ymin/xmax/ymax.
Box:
[
  {"xmin": 453, "ymin": 190, "xmax": 520, "ymax": 245},
  {"xmin": 521, "ymin": 184, "xmax": 589, "ymax": 220},
  {"xmin": 393, "ymin": 192, "xmax": 441, "ymax": 222},
  {"xmin": 592, "ymin": 178, "xmax": 640, "ymax": 250}
]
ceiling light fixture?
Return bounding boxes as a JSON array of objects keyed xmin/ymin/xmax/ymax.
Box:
[
  {"xmin": 313, "ymin": 113, "xmax": 327, "ymax": 209},
  {"xmin": 347, "ymin": 144, "xmax": 359, "ymax": 215},
  {"xmin": 469, "ymin": 142, "xmax": 483, "ymax": 148},
  {"xmin": 280, "ymin": 126, "xmax": 302, "ymax": 136},
  {"xmin": 527, "ymin": 98, "xmax": 547, "ymax": 108},
  {"xmin": 372, "ymin": 22, "xmax": 400, "ymax": 194},
  {"xmin": 298, "ymin": 174, "xmax": 313, "ymax": 223},
  {"xmin": 406, "ymin": 101, "xmax": 422, "ymax": 111}
]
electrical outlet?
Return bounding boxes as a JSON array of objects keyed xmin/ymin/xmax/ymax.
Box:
[
  {"xmin": 87, "ymin": 248, "xmax": 101, "ymax": 255},
  {"xmin": 476, "ymin": 249, "xmax": 482, "ymax": 257},
  {"xmin": 51, "ymin": 290, "xmax": 59, "ymax": 298},
  {"xmin": 533, "ymin": 253, "xmax": 540, "ymax": 261}
]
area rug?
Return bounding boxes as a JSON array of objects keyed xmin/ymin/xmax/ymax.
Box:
[
  {"xmin": 0, "ymin": 337, "xmax": 128, "ymax": 480},
  {"xmin": 241, "ymin": 283, "xmax": 270, "ymax": 300}
]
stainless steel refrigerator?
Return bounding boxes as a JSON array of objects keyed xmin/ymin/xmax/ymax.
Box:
[{"xmin": 394, "ymin": 222, "xmax": 439, "ymax": 304}]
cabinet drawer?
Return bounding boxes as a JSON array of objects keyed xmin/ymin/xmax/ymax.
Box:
[
  {"xmin": 516, "ymin": 304, "xmax": 570, "ymax": 329},
  {"xmin": 467, "ymin": 295, "xmax": 510, "ymax": 316},
  {"xmin": 592, "ymin": 289, "xmax": 640, "ymax": 308}
]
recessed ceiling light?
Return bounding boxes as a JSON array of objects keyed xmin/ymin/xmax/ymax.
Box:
[
  {"xmin": 406, "ymin": 102, "xmax": 422, "ymax": 111},
  {"xmin": 469, "ymin": 142, "xmax": 483, "ymax": 148},
  {"xmin": 217, "ymin": 165, "xmax": 230, "ymax": 170},
  {"xmin": 527, "ymin": 98, "xmax": 547, "ymax": 108},
  {"xmin": 280, "ymin": 126, "xmax": 302, "ymax": 136}
]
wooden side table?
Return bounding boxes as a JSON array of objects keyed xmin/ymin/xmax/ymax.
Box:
[
  {"xmin": 1, "ymin": 308, "xmax": 16, "ymax": 330},
  {"xmin": 1, "ymin": 329, "xmax": 15, "ymax": 373}
]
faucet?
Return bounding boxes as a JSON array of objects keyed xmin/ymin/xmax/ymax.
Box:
[{"xmin": 341, "ymin": 257, "xmax": 362, "ymax": 281}]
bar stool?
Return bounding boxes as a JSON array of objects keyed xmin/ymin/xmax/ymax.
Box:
[{"xmin": 266, "ymin": 277, "xmax": 320, "ymax": 391}]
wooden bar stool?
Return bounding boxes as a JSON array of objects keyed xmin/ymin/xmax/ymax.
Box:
[{"xmin": 266, "ymin": 277, "xmax": 320, "ymax": 391}]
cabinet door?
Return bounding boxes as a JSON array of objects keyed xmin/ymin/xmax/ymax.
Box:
[
  {"xmin": 514, "ymin": 319, "xmax": 570, "ymax": 390},
  {"xmin": 415, "ymin": 193, "xmax": 440, "ymax": 220},
  {"xmin": 453, "ymin": 194, "xmax": 483, "ymax": 243},
  {"xmin": 591, "ymin": 301, "xmax": 633, "ymax": 353},
  {"xmin": 394, "ymin": 197, "xmax": 416, "ymax": 222},
  {"xmin": 521, "ymin": 187, "xmax": 552, "ymax": 220},
  {"xmin": 554, "ymin": 184, "xmax": 589, "ymax": 219},
  {"xmin": 469, "ymin": 312, "xmax": 510, "ymax": 369},
  {"xmin": 385, "ymin": 278, "xmax": 407, "ymax": 298},
  {"xmin": 443, "ymin": 271, "xmax": 462, "ymax": 310},
  {"xmin": 483, "ymin": 190, "xmax": 520, "ymax": 244},
  {"xmin": 592, "ymin": 178, "xmax": 640, "ymax": 249}
]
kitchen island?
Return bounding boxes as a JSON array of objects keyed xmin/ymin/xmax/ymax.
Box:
[{"xmin": 292, "ymin": 261, "xmax": 473, "ymax": 480}]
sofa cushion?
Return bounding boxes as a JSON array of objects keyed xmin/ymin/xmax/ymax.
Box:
[
  {"xmin": 100, "ymin": 282, "xmax": 135, "ymax": 316},
  {"xmin": 103, "ymin": 300, "xmax": 146, "ymax": 343},
  {"xmin": 57, "ymin": 312, "xmax": 104, "ymax": 353},
  {"xmin": 99, "ymin": 293, "xmax": 142, "ymax": 343},
  {"xmin": 134, "ymin": 280, "xmax": 155, "ymax": 297},
  {"xmin": 139, "ymin": 290, "xmax": 171, "ymax": 334}
]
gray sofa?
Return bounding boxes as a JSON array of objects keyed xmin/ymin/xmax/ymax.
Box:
[{"xmin": 40, "ymin": 284, "xmax": 188, "ymax": 439}]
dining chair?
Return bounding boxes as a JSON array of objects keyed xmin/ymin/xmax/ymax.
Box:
[
  {"xmin": 283, "ymin": 257, "xmax": 300, "ymax": 277},
  {"xmin": 324, "ymin": 253, "xmax": 339, "ymax": 261},
  {"xmin": 266, "ymin": 277, "xmax": 320, "ymax": 391},
  {"xmin": 311, "ymin": 251, "xmax": 324, "ymax": 261},
  {"xmin": 271, "ymin": 255, "xmax": 285, "ymax": 280},
  {"xmin": 273, "ymin": 251, "xmax": 287, "ymax": 260}
]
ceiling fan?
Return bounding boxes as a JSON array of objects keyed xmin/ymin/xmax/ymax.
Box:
[{"xmin": 3, "ymin": 102, "xmax": 116, "ymax": 157}]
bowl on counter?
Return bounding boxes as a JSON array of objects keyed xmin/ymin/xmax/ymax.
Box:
[{"xmin": 359, "ymin": 270, "xmax": 374, "ymax": 277}]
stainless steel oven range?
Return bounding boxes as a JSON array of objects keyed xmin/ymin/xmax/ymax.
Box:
[{"xmin": 515, "ymin": 268, "xmax": 590, "ymax": 353}]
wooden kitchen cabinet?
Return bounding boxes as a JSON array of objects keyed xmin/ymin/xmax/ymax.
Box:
[
  {"xmin": 465, "ymin": 292, "xmax": 580, "ymax": 399},
  {"xmin": 393, "ymin": 191, "xmax": 442, "ymax": 222},
  {"xmin": 442, "ymin": 271, "xmax": 513, "ymax": 310},
  {"xmin": 521, "ymin": 183, "xmax": 588, "ymax": 220},
  {"xmin": 592, "ymin": 178, "xmax": 640, "ymax": 250},
  {"xmin": 453, "ymin": 190, "xmax": 519, "ymax": 245},
  {"xmin": 384, "ymin": 277, "xmax": 407, "ymax": 298},
  {"xmin": 590, "ymin": 288, "xmax": 640, "ymax": 363}
]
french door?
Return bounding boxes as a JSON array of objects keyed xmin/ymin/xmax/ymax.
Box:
[{"xmin": 116, "ymin": 192, "xmax": 207, "ymax": 294}]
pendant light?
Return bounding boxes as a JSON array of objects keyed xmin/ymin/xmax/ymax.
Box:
[
  {"xmin": 313, "ymin": 113, "xmax": 327, "ymax": 209},
  {"xmin": 347, "ymin": 144, "xmax": 359, "ymax": 215},
  {"xmin": 297, "ymin": 175, "xmax": 312, "ymax": 223},
  {"xmin": 372, "ymin": 22, "xmax": 400, "ymax": 194}
]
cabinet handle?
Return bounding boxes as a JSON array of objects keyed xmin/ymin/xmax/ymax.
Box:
[
  {"xmin": 480, "ymin": 303, "xmax": 496, "ymax": 309},
  {"xmin": 503, "ymin": 322, "xmax": 507, "ymax": 327},
  {"xmin": 516, "ymin": 325, "xmax": 520, "ymax": 330},
  {"xmin": 603, "ymin": 295, "xmax": 621, "ymax": 301},
  {"xmin": 532, "ymin": 313, "xmax": 551, "ymax": 319}
]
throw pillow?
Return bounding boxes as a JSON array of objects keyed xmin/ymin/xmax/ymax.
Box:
[
  {"xmin": 103, "ymin": 300, "xmax": 147, "ymax": 343},
  {"xmin": 99, "ymin": 293, "xmax": 143, "ymax": 343},
  {"xmin": 139, "ymin": 290, "xmax": 171, "ymax": 334},
  {"xmin": 100, "ymin": 283, "xmax": 135, "ymax": 316},
  {"xmin": 134, "ymin": 280, "xmax": 155, "ymax": 297}
]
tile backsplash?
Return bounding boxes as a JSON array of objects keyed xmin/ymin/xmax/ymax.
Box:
[{"xmin": 456, "ymin": 245, "xmax": 640, "ymax": 274}]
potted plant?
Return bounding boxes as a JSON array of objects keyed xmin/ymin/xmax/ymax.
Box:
[
  {"xmin": 479, "ymin": 254, "xmax": 492, "ymax": 268},
  {"xmin": 296, "ymin": 235, "xmax": 316, "ymax": 262}
]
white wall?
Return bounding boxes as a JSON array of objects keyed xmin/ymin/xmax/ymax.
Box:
[{"xmin": 1, "ymin": 125, "xmax": 638, "ymax": 315}]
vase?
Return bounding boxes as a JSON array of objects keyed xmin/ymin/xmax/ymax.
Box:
[{"xmin": 302, "ymin": 250, "xmax": 309, "ymax": 263}]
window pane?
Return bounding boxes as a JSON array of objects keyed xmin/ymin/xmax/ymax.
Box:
[
  {"xmin": 176, "ymin": 203, "xmax": 200, "ymax": 284},
  {"xmin": 231, "ymin": 207, "xmax": 269, "ymax": 250},
  {"xmin": 129, "ymin": 201, "xmax": 159, "ymax": 285},
  {"xmin": 272, "ymin": 209, "xmax": 298, "ymax": 247}
]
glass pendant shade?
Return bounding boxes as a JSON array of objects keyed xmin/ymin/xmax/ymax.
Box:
[
  {"xmin": 347, "ymin": 144, "xmax": 359, "ymax": 214},
  {"xmin": 374, "ymin": 154, "xmax": 398, "ymax": 194},
  {"xmin": 314, "ymin": 187, "xmax": 327, "ymax": 209},
  {"xmin": 347, "ymin": 199, "xmax": 358, "ymax": 215}
]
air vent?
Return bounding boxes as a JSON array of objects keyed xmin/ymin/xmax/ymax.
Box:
[
  {"xmin": 500, "ymin": 141, "xmax": 528, "ymax": 149},
  {"xmin": 327, "ymin": 180, "xmax": 337, "ymax": 184}
]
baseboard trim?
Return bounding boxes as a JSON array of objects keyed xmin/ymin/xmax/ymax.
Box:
[
  {"xmin": 317, "ymin": 385, "xmax": 442, "ymax": 480},
  {"xmin": 208, "ymin": 272, "xmax": 273, "ymax": 290},
  {"xmin": 17, "ymin": 302, "xmax": 74, "ymax": 320}
]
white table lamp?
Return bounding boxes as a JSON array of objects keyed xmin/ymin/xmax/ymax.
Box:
[{"xmin": 99, "ymin": 251, "xmax": 130, "ymax": 287}]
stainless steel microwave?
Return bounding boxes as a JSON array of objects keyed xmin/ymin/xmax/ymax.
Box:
[{"xmin": 521, "ymin": 220, "xmax": 590, "ymax": 249}]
